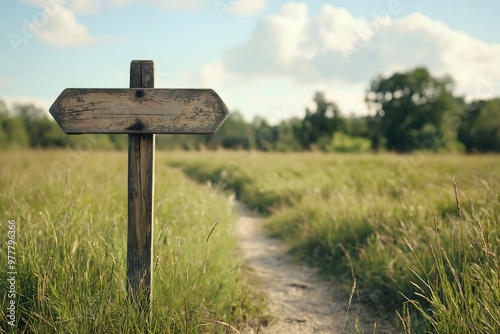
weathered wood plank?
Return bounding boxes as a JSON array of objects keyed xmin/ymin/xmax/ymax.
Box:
[
  {"xmin": 127, "ymin": 60, "xmax": 155, "ymax": 309},
  {"xmin": 49, "ymin": 88, "xmax": 229, "ymax": 134}
]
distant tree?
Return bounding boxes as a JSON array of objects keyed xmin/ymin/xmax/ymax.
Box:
[
  {"xmin": 0, "ymin": 117, "xmax": 8, "ymax": 148},
  {"xmin": 253, "ymin": 117, "xmax": 277, "ymax": 151},
  {"xmin": 1, "ymin": 116, "xmax": 30, "ymax": 148},
  {"xmin": 343, "ymin": 115, "xmax": 369, "ymax": 138},
  {"xmin": 458, "ymin": 99, "xmax": 500, "ymax": 152},
  {"xmin": 0, "ymin": 100, "xmax": 31, "ymax": 148},
  {"xmin": 12, "ymin": 103, "xmax": 47, "ymax": 120},
  {"xmin": 13, "ymin": 103, "xmax": 50, "ymax": 147},
  {"xmin": 208, "ymin": 111, "xmax": 253, "ymax": 149},
  {"xmin": 274, "ymin": 118, "xmax": 302, "ymax": 152},
  {"xmin": 33, "ymin": 118, "xmax": 68, "ymax": 147},
  {"xmin": 366, "ymin": 67, "xmax": 459, "ymax": 152},
  {"xmin": 301, "ymin": 92, "xmax": 345, "ymax": 149},
  {"xmin": 0, "ymin": 100, "xmax": 8, "ymax": 115},
  {"xmin": 0, "ymin": 100, "xmax": 10, "ymax": 147}
]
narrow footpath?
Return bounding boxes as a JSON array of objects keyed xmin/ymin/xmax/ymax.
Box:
[{"xmin": 233, "ymin": 202, "xmax": 397, "ymax": 334}]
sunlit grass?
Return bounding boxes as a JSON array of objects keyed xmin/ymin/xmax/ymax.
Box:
[
  {"xmin": 0, "ymin": 150, "xmax": 263, "ymax": 333},
  {"xmin": 168, "ymin": 151, "xmax": 500, "ymax": 333}
]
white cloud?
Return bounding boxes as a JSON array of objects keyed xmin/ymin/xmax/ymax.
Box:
[
  {"xmin": 311, "ymin": 5, "xmax": 369, "ymax": 53},
  {"xmin": 204, "ymin": 2, "xmax": 500, "ymax": 117},
  {"xmin": 20, "ymin": 0, "xmax": 103, "ymax": 47},
  {"xmin": 223, "ymin": 2, "xmax": 310, "ymax": 75},
  {"xmin": 108, "ymin": 0, "xmax": 207, "ymax": 10},
  {"xmin": 200, "ymin": 61, "xmax": 228, "ymax": 87},
  {"xmin": 37, "ymin": 6, "xmax": 102, "ymax": 47},
  {"xmin": 108, "ymin": 0, "xmax": 134, "ymax": 5},
  {"xmin": 386, "ymin": 13, "xmax": 500, "ymax": 99},
  {"xmin": 145, "ymin": 0, "xmax": 204, "ymax": 10},
  {"xmin": 23, "ymin": 0, "xmax": 101, "ymax": 13},
  {"xmin": 229, "ymin": 0, "xmax": 267, "ymax": 16},
  {"xmin": 70, "ymin": 0, "xmax": 101, "ymax": 13}
]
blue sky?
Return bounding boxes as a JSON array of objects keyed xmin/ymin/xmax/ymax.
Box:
[{"xmin": 1, "ymin": 0, "xmax": 500, "ymax": 122}]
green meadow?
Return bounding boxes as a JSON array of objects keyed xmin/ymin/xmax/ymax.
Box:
[
  {"xmin": 0, "ymin": 151, "xmax": 263, "ymax": 333},
  {"xmin": 169, "ymin": 151, "xmax": 500, "ymax": 333},
  {"xmin": 1, "ymin": 149, "xmax": 499, "ymax": 333}
]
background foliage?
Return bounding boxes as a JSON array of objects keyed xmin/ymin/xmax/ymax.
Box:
[{"xmin": 1, "ymin": 66, "xmax": 498, "ymax": 153}]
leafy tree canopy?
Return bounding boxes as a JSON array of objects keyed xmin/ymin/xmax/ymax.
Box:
[{"xmin": 366, "ymin": 67, "xmax": 458, "ymax": 152}]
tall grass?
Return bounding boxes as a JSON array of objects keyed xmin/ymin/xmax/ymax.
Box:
[
  {"xmin": 0, "ymin": 150, "xmax": 263, "ymax": 333},
  {"xmin": 168, "ymin": 151, "xmax": 500, "ymax": 332},
  {"xmin": 401, "ymin": 178, "xmax": 499, "ymax": 333}
]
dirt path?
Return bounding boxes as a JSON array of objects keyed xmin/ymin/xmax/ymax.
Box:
[{"xmin": 233, "ymin": 202, "xmax": 397, "ymax": 334}]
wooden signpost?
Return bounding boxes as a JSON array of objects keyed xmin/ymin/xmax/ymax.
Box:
[{"xmin": 49, "ymin": 60, "xmax": 229, "ymax": 309}]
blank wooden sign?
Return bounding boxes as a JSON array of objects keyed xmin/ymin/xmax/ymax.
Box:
[{"xmin": 50, "ymin": 88, "xmax": 229, "ymax": 134}]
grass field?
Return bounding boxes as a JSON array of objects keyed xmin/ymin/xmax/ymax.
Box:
[
  {"xmin": 0, "ymin": 150, "xmax": 264, "ymax": 333},
  {"xmin": 1, "ymin": 150, "xmax": 499, "ymax": 333},
  {"xmin": 168, "ymin": 151, "xmax": 500, "ymax": 333}
]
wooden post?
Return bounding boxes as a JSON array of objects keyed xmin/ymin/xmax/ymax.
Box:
[
  {"xmin": 49, "ymin": 60, "xmax": 230, "ymax": 315},
  {"xmin": 127, "ymin": 60, "xmax": 155, "ymax": 308}
]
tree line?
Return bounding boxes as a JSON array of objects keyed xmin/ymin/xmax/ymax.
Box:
[{"xmin": 1, "ymin": 66, "xmax": 498, "ymax": 152}]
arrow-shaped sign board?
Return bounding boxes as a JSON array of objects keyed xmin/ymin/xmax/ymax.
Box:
[{"xmin": 49, "ymin": 88, "xmax": 229, "ymax": 134}]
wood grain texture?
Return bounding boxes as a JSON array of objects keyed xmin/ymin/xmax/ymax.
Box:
[
  {"xmin": 49, "ymin": 88, "xmax": 229, "ymax": 134},
  {"xmin": 127, "ymin": 60, "xmax": 155, "ymax": 308}
]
